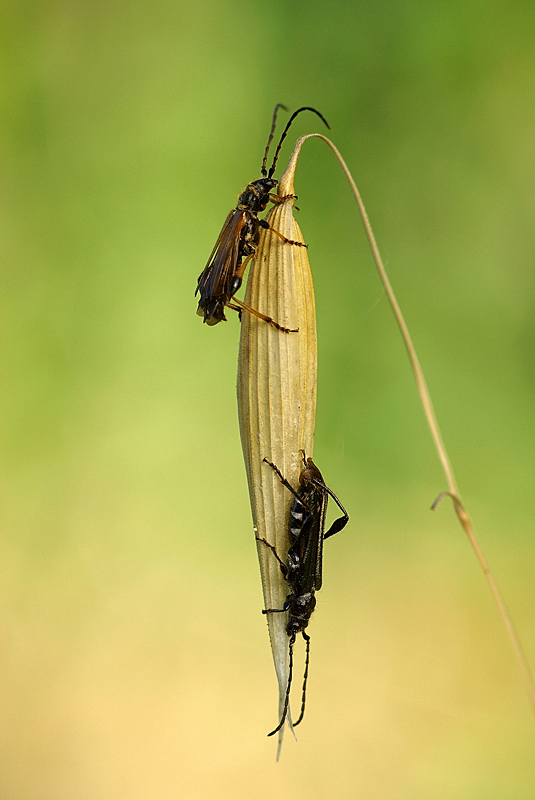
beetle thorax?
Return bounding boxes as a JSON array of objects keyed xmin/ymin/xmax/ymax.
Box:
[{"xmin": 237, "ymin": 177, "xmax": 277, "ymax": 213}]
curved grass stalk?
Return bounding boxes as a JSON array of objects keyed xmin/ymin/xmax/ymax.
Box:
[{"xmin": 283, "ymin": 132, "xmax": 535, "ymax": 718}]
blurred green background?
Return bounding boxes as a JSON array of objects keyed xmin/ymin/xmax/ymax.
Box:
[{"xmin": 1, "ymin": 0, "xmax": 534, "ymax": 797}]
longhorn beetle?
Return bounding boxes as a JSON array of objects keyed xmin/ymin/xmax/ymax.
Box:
[
  {"xmin": 256, "ymin": 451, "xmax": 349, "ymax": 736},
  {"xmin": 195, "ymin": 105, "xmax": 329, "ymax": 329}
]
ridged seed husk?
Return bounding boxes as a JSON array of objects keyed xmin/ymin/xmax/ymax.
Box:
[{"xmin": 237, "ymin": 156, "xmax": 317, "ymax": 748}]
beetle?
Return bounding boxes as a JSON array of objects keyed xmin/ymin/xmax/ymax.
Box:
[
  {"xmin": 256, "ymin": 451, "xmax": 349, "ymax": 736},
  {"xmin": 195, "ymin": 105, "xmax": 329, "ymax": 330}
]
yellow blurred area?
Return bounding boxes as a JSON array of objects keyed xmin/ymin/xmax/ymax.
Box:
[{"xmin": 1, "ymin": 1, "xmax": 535, "ymax": 797}]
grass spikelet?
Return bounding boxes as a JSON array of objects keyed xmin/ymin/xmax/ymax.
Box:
[{"xmin": 237, "ymin": 159, "xmax": 316, "ymax": 754}]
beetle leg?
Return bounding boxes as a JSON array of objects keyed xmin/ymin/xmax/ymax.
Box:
[
  {"xmin": 255, "ymin": 536, "xmax": 287, "ymax": 572},
  {"xmin": 233, "ymin": 252, "xmax": 253, "ymax": 282},
  {"xmin": 259, "ymin": 218, "xmax": 308, "ymax": 248},
  {"xmin": 262, "ymin": 458, "xmax": 314, "ymax": 515},
  {"xmin": 228, "ymin": 298, "xmax": 298, "ymax": 333},
  {"xmin": 268, "ymin": 193, "xmax": 298, "ymax": 204}
]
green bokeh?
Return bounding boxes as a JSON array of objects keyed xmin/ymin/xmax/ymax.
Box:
[{"xmin": 1, "ymin": 1, "xmax": 534, "ymax": 797}]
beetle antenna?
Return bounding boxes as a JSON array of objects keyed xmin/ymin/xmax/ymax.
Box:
[
  {"xmin": 261, "ymin": 104, "xmax": 289, "ymax": 177},
  {"xmin": 268, "ymin": 106, "xmax": 330, "ymax": 179},
  {"xmin": 293, "ymin": 630, "xmax": 310, "ymax": 727},
  {"xmin": 267, "ymin": 633, "xmax": 296, "ymax": 736}
]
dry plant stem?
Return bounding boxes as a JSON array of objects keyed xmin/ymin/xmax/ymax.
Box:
[
  {"xmin": 237, "ymin": 164, "xmax": 317, "ymax": 756},
  {"xmin": 284, "ymin": 133, "xmax": 535, "ymax": 717}
]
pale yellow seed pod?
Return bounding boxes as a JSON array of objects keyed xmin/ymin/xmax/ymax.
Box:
[{"xmin": 237, "ymin": 150, "xmax": 317, "ymax": 752}]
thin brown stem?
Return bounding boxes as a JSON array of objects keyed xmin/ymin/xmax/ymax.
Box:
[{"xmin": 283, "ymin": 133, "xmax": 535, "ymax": 717}]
